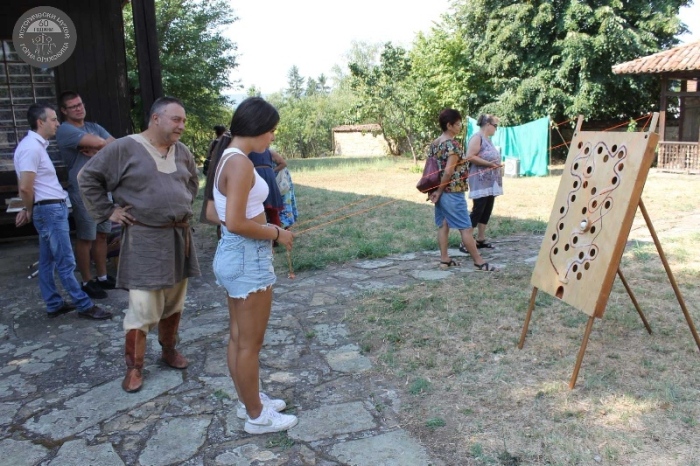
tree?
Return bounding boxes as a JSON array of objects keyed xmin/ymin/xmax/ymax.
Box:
[
  {"xmin": 442, "ymin": 0, "xmax": 689, "ymax": 124},
  {"xmin": 123, "ymin": 0, "xmax": 237, "ymax": 160},
  {"xmin": 349, "ymin": 43, "xmax": 422, "ymax": 161},
  {"xmin": 286, "ymin": 66, "xmax": 305, "ymax": 99}
]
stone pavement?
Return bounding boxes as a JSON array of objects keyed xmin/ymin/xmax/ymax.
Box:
[
  {"xmin": 0, "ymin": 227, "xmax": 546, "ymax": 466},
  {"xmin": 3, "ymin": 203, "xmax": 695, "ymax": 466}
]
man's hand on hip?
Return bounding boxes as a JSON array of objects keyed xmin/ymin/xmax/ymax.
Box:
[{"xmin": 110, "ymin": 205, "xmax": 135, "ymax": 226}]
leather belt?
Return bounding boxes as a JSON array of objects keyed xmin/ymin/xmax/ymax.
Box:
[
  {"xmin": 131, "ymin": 219, "xmax": 192, "ymax": 258},
  {"xmin": 34, "ymin": 199, "xmax": 65, "ymax": 206}
]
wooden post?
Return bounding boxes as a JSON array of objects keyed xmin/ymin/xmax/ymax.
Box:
[
  {"xmin": 616, "ymin": 268, "xmax": 652, "ymax": 334},
  {"xmin": 638, "ymin": 198, "xmax": 700, "ymax": 351},
  {"xmin": 131, "ymin": 0, "xmax": 163, "ymax": 130},
  {"xmin": 518, "ymin": 287, "xmax": 538, "ymax": 349},
  {"xmin": 659, "ymin": 75, "xmax": 667, "ymax": 142},
  {"xmin": 570, "ymin": 316, "xmax": 595, "ymax": 389}
]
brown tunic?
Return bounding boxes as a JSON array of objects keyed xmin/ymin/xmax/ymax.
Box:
[{"xmin": 78, "ymin": 135, "xmax": 200, "ymax": 290}]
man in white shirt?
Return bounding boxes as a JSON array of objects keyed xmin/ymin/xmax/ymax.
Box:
[{"xmin": 14, "ymin": 103, "xmax": 112, "ymax": 320}]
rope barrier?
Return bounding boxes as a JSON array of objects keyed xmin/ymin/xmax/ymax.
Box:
[{"xmin": 282, "ymin": 112, "xmax": 659, "ymax": 276}]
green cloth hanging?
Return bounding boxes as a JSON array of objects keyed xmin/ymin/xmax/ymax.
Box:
[{"xmin": 466, "ymin": 116, "xmax": 550, "ymax": 176}]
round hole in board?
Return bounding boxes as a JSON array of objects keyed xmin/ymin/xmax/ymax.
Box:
[
  {"xmin": 597, "ymin": 146, "xmax": 603, "ymax": 154},
  {"xmin": 573, "ymin": 180, "xmax": 579, "ymax": 189},
  {"xmin": 586, "ymin": 166, "xmax": 593, "ymax": 174},
  {"xmin": 578, "ymin": 141, "xmax": 583, "ymax": 149},
  {"xmin": 590, "ymin": 248, "xmax": 596, "ymax": 257},
  {"xmin": 579, "ymin": 252, "xmax": 585, "ymax": 260},
  {"xmin": 577, "ymin": 272, "xmax": 583, "ymax": 280},
  {"xmin": 582, "ymin": 207, "xmax": 587, "ymax": 215},
  {"xmin": 553, "ymin": 247, "xmax": 559, "ymax": 255},
  {"xmin": 571, "ymin": 194, "xmax": 577, "ymax": 202},
  {"xmin": 565, "ymin": 244, "xmax": 570, "ymax": 251},
  {"xmin": 592, "ymin": 200, "xmax": 598, "ymax": 209},
  {"xmin": 591, "ymin": 187, "xmax": 597, "ymax": 195},
  {"xmin": 618, "ymin": 163, "xmax": 624, "ymax": 171},
  {"xmin": 603, "ymin": 155, "xmax": 609, "ymax": 163},
  {"xmin": 584, "ymin": 262, "xmax": 590, "ymax": 270},
  {"xmin": 618, "ymin": 150, "xmax": 624, "ymax": 159},
  {"xmin": 573, "ymin": 264, "xmax": 578, "ymax": 272},
  {"xmin": 583, "ymin": 181, "xmax": 588, "ymax": 189},
  {"xmin": 559, "ymin": 223, "xmax": 564, "ymax": 230},
  {"xmin": 584, "ymin": 147, "xmax": 590, "ymax": 154},
  {"xmin": 552, "ymin": 233, "xmax": 557, "ymax": 241},
  {"xmin": 574, "ymin": 162, "xmax": 579, "ymax": 170},
  {"xmin": 560, "ymin": 206, "xmax": 565, "ymax": 214},
  {"xmin": 556, "ymin": 286, "xmax": 564, "ymax": 299},
  {"xmin": 611, "ymin": 144, "xmax": 617, "ymax": 152},
  {"xmin": 573, "ymin": 236, "xmax": 579, "ymax": 244},
  {"xmin": 590, "ymin": 226, "xmax": 596, "ymax": 234},
  {"xmin": 612, "ymin": 176, "xmax": 618, "ymax": 184},
  {"xmin": 605, "ymin": 200, "xmax": 611, "ymax": 209}
]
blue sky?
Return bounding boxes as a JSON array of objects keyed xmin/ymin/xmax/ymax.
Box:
[{"xmin": 226, "ymin": 0, "xmax": 700, "ymax": 95}]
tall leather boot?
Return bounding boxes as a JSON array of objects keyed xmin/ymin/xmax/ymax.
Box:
[
  {"xmin": 122, "ymin": 329, "xmax": 146, "ymax": 393},
  {"xmin": 158, "ymin": 313, "xmax": 189, "ymax": 369}
]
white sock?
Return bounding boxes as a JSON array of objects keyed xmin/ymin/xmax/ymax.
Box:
[{"xmin": 98, "ymin": 275, "xmax": 108, "ymax": 281}]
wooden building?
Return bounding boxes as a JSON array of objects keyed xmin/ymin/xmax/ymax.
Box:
[
  {"xmin": 0, "ymin": 0, "xmax": 161, "ymax": 228},
  {"xmin": 612, "ymin": 40, "xmax": 700, "ymax": 173}
]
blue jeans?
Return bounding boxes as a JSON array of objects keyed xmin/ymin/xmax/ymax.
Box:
[{"xmin": 32, "ymin": 202, "xmax": 93, "ymax": 313}]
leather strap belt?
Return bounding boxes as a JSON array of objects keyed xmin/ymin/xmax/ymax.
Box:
[
  {"xmin": 34, "ymin": 199, "xmax": 65, "ymax": 206},
  {"xmin": 254, "ymin": 165, "xmax": 272, "ymax": 169},
  {"xmin": 132, "ymin": 220, "xmax": 191, "ymax": 258}
]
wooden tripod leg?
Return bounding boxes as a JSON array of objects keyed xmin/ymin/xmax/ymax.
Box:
[
  {"xmin": 518, "ymin": 287, "xmax": 538, "ymax": 349},
  {"xmin": 638, "ymin": 198, "xmax": 700, "ymax": 351},
  {"xmin": 617, "ymin": 268, "xmax": 652, "ymax": 334},
  {"xmin": 570, "ymin": 316, "xmax": 595, "ymax": 389}
]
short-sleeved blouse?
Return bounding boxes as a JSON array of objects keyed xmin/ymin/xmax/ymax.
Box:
[
  {"xmin": 428, "ymin": 138, "xmax": 469, "ymax": 193},
  {"xmin": 468, "ymin": 134, "xmax": 503, "ymax": 199}
]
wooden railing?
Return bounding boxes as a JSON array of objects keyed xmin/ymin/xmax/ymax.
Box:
[{"xmin": 657, "ymin": 141, "xmax": 700, "ymax": 173}]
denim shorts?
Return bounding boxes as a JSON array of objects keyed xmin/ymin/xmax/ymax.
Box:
[
  {"xmin": 68, "ymin": 190, "xmax": 111, "ymax": 240},
  {"xmin": 434, "ymin": 192, "xmax": 472, "ymax": 229},
  {"xmin": 213, "ymin": 228, "xmax": 276, "ymax": 299}
]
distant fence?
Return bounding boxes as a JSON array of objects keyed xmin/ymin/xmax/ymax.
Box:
[{"xmin": 657, "ymin": 142, "xmax": 700, "ymax": 174}]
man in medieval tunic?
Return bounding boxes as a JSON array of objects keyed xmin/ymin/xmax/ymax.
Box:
[{"xmin": 78, "ymin": 96, "xmax": 200, "ymax": 393}]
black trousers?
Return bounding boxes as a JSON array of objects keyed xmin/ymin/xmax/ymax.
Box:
[{"xmin": 470, "ymin": 195, "xmax": 495, "ymax": 227}]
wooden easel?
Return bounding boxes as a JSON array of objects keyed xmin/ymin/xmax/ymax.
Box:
[
  {"xmin": 518, "ymin": 114, "xmax": 700, "ymax": 389},
  {"xmin": 519, "ymin": 198, "xmax": 700, "ymax": 388}
]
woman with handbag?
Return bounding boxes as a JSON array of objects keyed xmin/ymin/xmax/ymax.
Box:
[{"xmin": 428, "ymin": 109, "xmax": 495, "ymax": 271}]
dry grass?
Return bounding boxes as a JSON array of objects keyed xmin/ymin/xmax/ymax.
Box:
[{"xmin": 285, "ymin": 157, "xmax": 700, "ymax": 466}]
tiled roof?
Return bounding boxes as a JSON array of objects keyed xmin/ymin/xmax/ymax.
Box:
[
  {"xmin": 612, "ymin": 40, "xmax": 700, "ymax": 75},
  {"xmin": 332, "ymin": 124, "xmax": 382, "ymax": 132}
]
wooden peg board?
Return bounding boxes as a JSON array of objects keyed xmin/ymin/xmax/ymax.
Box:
[{"xmin": 531, "ymin": 118, "xmax": 659, "ymax": 318}]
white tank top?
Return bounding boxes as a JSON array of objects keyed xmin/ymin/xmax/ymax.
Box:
[{"xmin": 213, "ymin": 148, "xmax": 269, "ymax": 221}]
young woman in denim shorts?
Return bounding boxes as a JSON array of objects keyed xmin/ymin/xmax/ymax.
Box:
[{"xmin": 207, "ymin": 97, "xmax": 298, "ymax": 434}]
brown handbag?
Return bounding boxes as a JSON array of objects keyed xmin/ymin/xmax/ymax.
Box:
[{"xmin": 416, "ymin": 156, "xmax": 440, "ymax": 193}]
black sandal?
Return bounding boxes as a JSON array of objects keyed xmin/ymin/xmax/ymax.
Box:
[
  {"xmin": 474, "ymin": 262, "xmax": 496, "ymax": 271},
  {"xmin": 476, "ymin": 240, "xmax": 494, "ymax": 249},
  {"xmin": 439, "ymin": 259, "xmax": 460, "ymax": 269}
]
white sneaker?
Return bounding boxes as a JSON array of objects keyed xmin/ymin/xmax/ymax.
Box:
[
  {"xmin": 244, "ymin": 406, "xmax": 298, "ymax": 434},
  {"xmin": 236, "ymin": 392, "xmax": 287, "ymax": 419}
]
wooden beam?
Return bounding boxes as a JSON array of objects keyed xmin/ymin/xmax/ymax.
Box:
[
  {"xmin": 659, "ymin": 75, "xmax": 667, "ymax": 141},
  {"xmin": 131, "ymin": 0, "xmax": 163, "ymax": 130}
]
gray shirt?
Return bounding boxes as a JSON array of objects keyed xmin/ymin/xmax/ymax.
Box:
[{"xmin": 56, "ymin": 121, "xmax": 111, "ymax": 194}]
